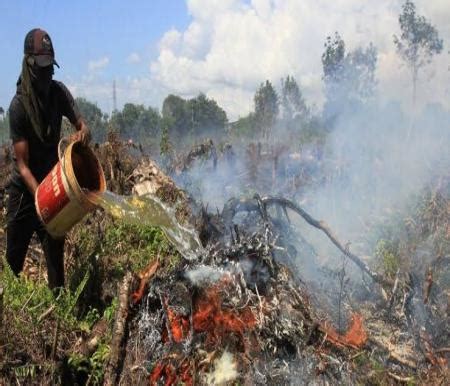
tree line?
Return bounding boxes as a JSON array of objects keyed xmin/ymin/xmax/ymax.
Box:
[{"xmin": 0, "ymin": 1, "xmax": 443, "ymax": 147}]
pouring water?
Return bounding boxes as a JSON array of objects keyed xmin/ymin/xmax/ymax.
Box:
[{"xmin": 89, "ymin": 190, "xmax": 203, "ymax": 260}]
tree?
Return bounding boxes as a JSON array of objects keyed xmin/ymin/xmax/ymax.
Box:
[
  {"xmin": 75, "ymin": 98, "xmax": 108, "ymax": 143},
  {"xmin": 254, "ymin": 80, "xmax": 279, "ymax": 140},
  {"xmin": 393, "ymin": 0, "xmax": 443, "ymax": 105},
  {"xmin": 322, "ymin": 32, "xmax": 346, "ymax": 86},
  {"xmin": 0, "ymin": 109, "xmax": 8, "ymax": 143},
  {"xmin": 162, "ymin": 94, "xmax": 190, "ymax": 143},
  {"xmin": 187, "ymin": 93, "xmax": 228, "ymax": 138},
  {"xmin": 345, "ymin": 45, "xmax": 377, "ymax": 103},
  {"xmin": 162, "ymin": 93, "xmax": 227, "ymax": 145},
  {"xmin": 230, "ymin": 113, "xmax": 258, "ymax": 140},
  {"xmin": 322, "ymin": 32, "xmax": 377, "ymax": 120},
  {"xmin": 280, "ymin": 76, "xmax": 308, "ymax": 129},
  {"xmin": 159, "ymin": 125, "xmax": 174, "ymax": 170},
  {"xmin": 111, "ymin": 103, "xmax": 161, "ymax": 143}
]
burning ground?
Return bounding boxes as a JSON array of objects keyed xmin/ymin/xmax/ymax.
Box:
[
  {"xmin": 107, "ymin": 131, "xmax": 450, "ymax": 384},
  {"xmin": 0, "ymin": 125, "xmax": 449, "ymax": 385},
  {"xmin": 115, "ymin": 182, "xmax": 450, "ymax": 385}
]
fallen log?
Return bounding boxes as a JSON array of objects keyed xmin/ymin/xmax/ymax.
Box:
[{"xmin": 104, "ymin": 272, "xmax": 134, "ymax": 386}]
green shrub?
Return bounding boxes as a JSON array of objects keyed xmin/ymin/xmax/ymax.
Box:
[{"xmin": 374, "ymin": 239, "xmax": 400, "ymax": 279}]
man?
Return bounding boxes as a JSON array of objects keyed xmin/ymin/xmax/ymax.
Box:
[{"xmin": 6, "ymin": 28, "xmax": 90, "ymax": 289}]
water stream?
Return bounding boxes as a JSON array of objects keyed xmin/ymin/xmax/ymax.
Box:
[{"xmin": 93, "ymin": 190, "xmax": 203, "ymax": 260}]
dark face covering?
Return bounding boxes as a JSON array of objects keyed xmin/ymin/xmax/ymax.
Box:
[
  {"xmin": 17, "ymin": 55, "xmax": 54, "ymax": 141},
  {"xmin": 30, "ymin": 63, "xmax": 54, "ymax": 98}
]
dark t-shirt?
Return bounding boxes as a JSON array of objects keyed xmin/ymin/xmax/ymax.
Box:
[{"xmin": 8, "ymin": 80, "xmax": 80, "ymax": 190}]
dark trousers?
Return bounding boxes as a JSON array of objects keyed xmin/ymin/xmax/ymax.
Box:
[{"xmin": 6, "ymin": 186, "xmax": 65, "ymax": 289}]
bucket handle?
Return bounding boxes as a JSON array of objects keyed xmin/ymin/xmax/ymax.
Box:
[{"xmin": 58, "ymin": 137, "xmax": 71, "ymax": 161}]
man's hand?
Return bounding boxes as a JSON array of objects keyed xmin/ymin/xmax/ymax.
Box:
[{"xmin": 71, "ymin": 118, "xmax": 91, "ymax": 145}]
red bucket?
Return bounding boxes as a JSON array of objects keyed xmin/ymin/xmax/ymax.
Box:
[{"xmin": 35, "ymin": 141, "xmax": 106, "ymax": 238}]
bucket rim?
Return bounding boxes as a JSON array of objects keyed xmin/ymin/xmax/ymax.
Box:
[{"xmin": 63, "ymin": 141, "xmax": 106, "ymax": 208}]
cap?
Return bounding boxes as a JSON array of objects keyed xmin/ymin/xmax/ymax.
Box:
[{"xmin": 24, "ymin": 28, "xmax": 59, "ymax": 68}]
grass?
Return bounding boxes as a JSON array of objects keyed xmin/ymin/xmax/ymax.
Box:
[
  {"xmin": 0, "ymin": 207, "xmax": 182, "ymax": 384},
  {"xmin": 0, "ymin": 261, "xmax": 109, "ymax": 383}
]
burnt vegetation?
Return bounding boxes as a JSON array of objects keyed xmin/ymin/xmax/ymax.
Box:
[{"xmin": 1, "ymin": 2, "xmax": 449, "ymax": 384}]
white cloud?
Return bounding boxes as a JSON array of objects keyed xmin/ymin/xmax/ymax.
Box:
[
  {"xmin": 88, "ymin": 56, "xmax": 110, "ymax": 72},
  {"xmin": 127, "ymin": 52, "xmax": 141, "ymax": 64},
  {"xmin": 150, "ymin": 0, "xmax": 450, "ymax": 119}
]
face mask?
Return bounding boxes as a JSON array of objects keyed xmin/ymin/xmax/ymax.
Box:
[{"xmin": 30, "ymin": 63, "xmax": 54, "ymax": 97}]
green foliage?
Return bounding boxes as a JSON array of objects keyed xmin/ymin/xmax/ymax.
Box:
[
  {"xmin": 374, "ymin": 239, "xmax": 400, "ymax": 278},
  {"xmin": 187, "ymin": 93, "xmax": 228, "ymax": 138},
  {"xmin": 13, "ymin": 364, "xmax": 42, "ymax": 382},
  {"xmin": 254, "ymin": 80, "xmax": 279, "ymax": 139},
  {"xmin": 56, "ymin": 271, "xmax": 90, "ymax": 323},
  {"xmin": 322, "ymin": 32, "xmax": 346, "ymax": 84},
  {"xmin": 110, "ymin": 103, "xmax": 161, "ymax": 145},
  {"xmin": 103, "ymin": 297, "xmax": 118, "ymax": 323},
  {"xmin": 162, "ymin": 94, "xmax": 191, "ymax": 142},
  {"xmin": 394, "ymin": 1, "xmax": 443, "ymax": 71},
  {"xmin": 162, "ymin": 93, "xmax": 228, "ymax": 145},
  {"xmin": 1, "ymin": 261, "xmax": 92, "ymax": 329},
  {"xmin": 0, "ymin": 110, "xmax": 9, "ymax": 143},
  {"xmin": 393, "ymin": 0, "xmax": 443, "ymax": 103},
  {"xmin": 160, "ymin": 126, "xmax": 172, "ymax": 156},
  {"xmin": 67, "ymin": 342, "xmax": 110, "ymax": 384},
  {"xmin": 102, "ymin": 220, "xmax": 177, "ymax": 274},
  {"xmin": 229, "ymin": 113, "xmax": 258, "ymax": 140},
  {"xmin": 322, "ymin": 32, "xmax": 377, "ymax": 118},
  {"xmin": 160, "ymin": 125, "xmax": 174, "ymax": 171},
  {"xmin": 298, "ymin": 115, "xmax": 328, "ymax": 147},
  {"xmin": 280, "ymin": 75, "xmax": 308, "ymax": 124},
  {"xmin": 76, "ymin": 97, "xmax": 108, "ymax": 143},
  {"xmin": 1, "ymin": 259, "xmax": 119, "ymax": 383}
]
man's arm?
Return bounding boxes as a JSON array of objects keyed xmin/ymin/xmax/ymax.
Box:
[
  {"xmin": 14, "ymin": 139, "xmax": 39, "ymax": 195},
  {"xmin": 55, "ymin": 82, "xmax": 91, "ymax": 145}
]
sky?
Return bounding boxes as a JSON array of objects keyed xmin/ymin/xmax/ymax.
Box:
[{"xmin": 1, "ymin": 0, "xmax": 449, "ymax": 120}]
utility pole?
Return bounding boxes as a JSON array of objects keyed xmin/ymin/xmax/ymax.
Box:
[{"xmin": 113, "ymin": 80, "xmax": 117, "ymax": 113}]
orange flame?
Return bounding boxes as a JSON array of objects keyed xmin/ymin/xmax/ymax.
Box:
[
  {"xmin": 322, "ymin": 313, "xmax": 367, "ymax": 349},
  {"xmin": 149, "ymin": 359, "xmax": 193, "ymax": 386},
  {"xmin": 152, "ymin": 282, "xmax": 257, "ymax": 385},
  {"xmin": 193, "ymin": 285, "xmax": 256, "ymax": 344},
  {"xmin": 166, "ymin": 307, "xmax": 190, "ymax": 343}
]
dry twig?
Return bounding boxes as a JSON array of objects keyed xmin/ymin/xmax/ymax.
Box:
[{"xmin": 38, "ymin": 304, "xmax": 55, "ymax": 323}]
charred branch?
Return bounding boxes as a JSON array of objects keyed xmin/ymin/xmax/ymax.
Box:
[{"xmin": 222, "ymin": 195, "xmax": 387, "ymax": 287}]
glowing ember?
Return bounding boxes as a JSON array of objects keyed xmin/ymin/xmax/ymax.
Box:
[{"xmin": 322, "ymin": 313, "xmax": 367, "ymax": 349}]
